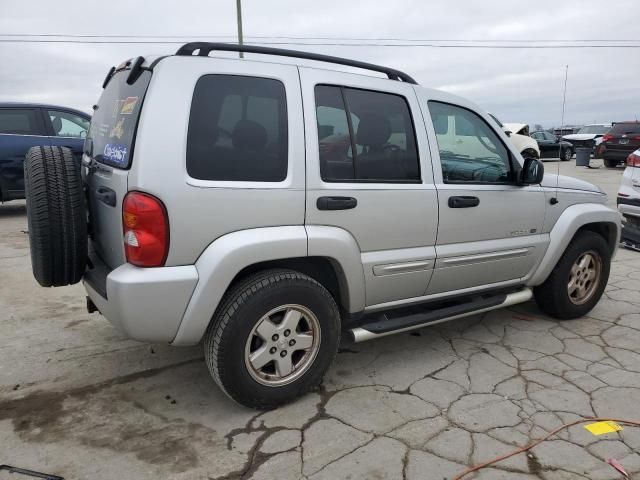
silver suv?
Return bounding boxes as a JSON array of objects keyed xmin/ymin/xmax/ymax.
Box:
[{"xmin": 24, "ymin": 43, "xmax": 620, "ymax": 408}]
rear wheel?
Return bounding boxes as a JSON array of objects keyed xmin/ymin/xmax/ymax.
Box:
[
  {"xmin": 604, "ymin": 158, "xmax": 618, "ymax": 168},
  {"xmin": 24, "ymin": 146, "xmax": 87, "ymax": 287},
  {"xmin": 534, "ymin": 231, "xmax": 610, "ymax": 319},
  {"xmin": 203, "ymin": 269, "xmax": 341, "ymax": 409},
  {"xmin": 562, "ymin": 148, "xmax": 573, "ymax": 161}
]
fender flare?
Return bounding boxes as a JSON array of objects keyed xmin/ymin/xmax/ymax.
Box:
[
  {"xmin": 527, "ymin": 203, "xmax": 620, "ymax": 286},
  {"xmin": 306, "ymin": 225, "xmax": 366, "ymax": 313},
  {"xmin": 172, "ymin": 226, "xmax": 308, "ymax": 345},
  {"xmin": 171, "ymin": 225, "xmax": 366, "ymax": 346}
]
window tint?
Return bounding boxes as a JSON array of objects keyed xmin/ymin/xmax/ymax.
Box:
[
  {"xmin": 531, "ymin": 132, "xmax": 542, "ymax": 141},
  {"xmin": 314, "ymin": 85, "xmax": 420, "ymax": 182},
  {"xmin": 89, "ymin": 69, "xmax": 151, "ymax": 169},
  {"xmin": 611, "ymin": 122, "xmax": 640, "ymax": 135},
  {"xmin": 0, "ymin": 109, "xmax": 39, "ymax": 135},
  {"xmin": 187, "ymin": 75, "xmax": 288, "ymax": 182},
  {"xmin": 428, "ymin": 101, "xmax": 512, "ymax": 184},
  {"xmin": 48, "ymin": 110, "xmax": 89, "ymax": 138}
]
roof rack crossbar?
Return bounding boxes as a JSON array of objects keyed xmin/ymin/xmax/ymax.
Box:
[{"xmin": 175, "ymin": 42, "xmax": 417, "ymax": 84}]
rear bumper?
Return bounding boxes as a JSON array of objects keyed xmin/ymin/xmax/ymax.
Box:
[
  {"xmin": 84, "ymin": 261, "xmax": 198, "ymax": 343},
  {"xmin": 603, "ymin": 149, "xmax": 633, "ymax": 161}
]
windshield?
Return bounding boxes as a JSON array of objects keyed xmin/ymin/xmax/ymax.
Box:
[
  {"xmin": 610, "ymin": 122, "xmax": 640, "ymax": 135},
  {"xmin": 87, "ymin": 70, "xmax": 151, "ymax": 169},
  {"xmin": 578, "ymin": 125, "xmax": 610, "ymax": 135}
]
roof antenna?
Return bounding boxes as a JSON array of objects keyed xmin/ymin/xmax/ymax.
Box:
[{"xmin": 551, "ymin": 64, "xmax": 569, "ymax": 206}]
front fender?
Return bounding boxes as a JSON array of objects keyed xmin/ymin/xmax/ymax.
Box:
[
  {"xmin": 171, "ymin": 226, "xmax": 307, "ymax": 345},
  {"xmin": 527, "ymin": 203, "xmax": 620, "ymax": 286}
]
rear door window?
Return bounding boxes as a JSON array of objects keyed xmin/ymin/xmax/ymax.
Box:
[
  {"xmin": 0, "ymin": 109, "xmax": 42, "ymax": 135},
  {"xmin": 47, "ymin": 110, "xmax": 90, "ymax": 138},
  {"xmin": 187, "ymin": 75, "xmax": 288, "ymax": 182},
  {"xmin": 314, "ymin": 85, "xmax": 420, "ymax": 182},
  {"xmin": 88, "ymin": 70, "xmax": 151, "ymax": 169}
]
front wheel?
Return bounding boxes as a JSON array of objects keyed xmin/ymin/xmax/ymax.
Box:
[
  {"xmin": 203, "ymin": 269, "xmax": 340, "ymax": 409},
  {"xmin": 534, "ymin": 231, "xmax": 610, "ymax": 319}
]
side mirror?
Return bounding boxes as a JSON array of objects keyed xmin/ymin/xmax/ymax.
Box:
[
  {"xmin": 505, "ymin": 130, "xmax": 512, "ymax": 137},
  {"xmin": 520, "ymin": 157, "xmax": 544, "ymax": 185}
]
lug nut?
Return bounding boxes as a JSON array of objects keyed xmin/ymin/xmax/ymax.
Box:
[
  {"xmin": 269, "ymin": 347, "xmax": 277, "ymax": 354},
  {"xmin": 284, "ymin": 329, "xmax": 291, "ymax": 337},
  {"xmin": 289, "ymin": 339, "xmax": 296, "ymax": 346},
  {"xmin": 280, "ymin": 350, "xmax": 287, "ymax": 357},
  {"xmin": 272, "ymin": 334, "xmax": 279, "ymax": 341}
]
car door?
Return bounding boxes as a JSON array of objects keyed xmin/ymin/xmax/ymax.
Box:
[
  {"xmin": 540, "ymin": 131, "xmax": 560, "ymax": 158},
  {"xmin": 0, "ymin": 107, "xmax": 49, "ymax": 200},
  {"xmin": 421, "ymin": 98, "xmax": 548, "ymax": 295},
  {"xmin": 45, "ymin": 108, "xmax": 90, "ymax": 166},
  {"xmin": 300, "ymin": 68, "xmax": 438, "ymax": 308}
]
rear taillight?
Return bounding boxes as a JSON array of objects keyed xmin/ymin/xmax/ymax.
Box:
[
  {"xmin": 632, "ymin": 135, "xmax": 640, "ymax": 141},
  {"xmin": 122, "ymin": 191, "xmax": 169, "ymax": 267},
  {"xmin": 627, "ymin": 152, "xmax": 640, "ymax": 168},
  {"xmin": 602, "ymin": 134, "xmax": 614, "ymax": 143}
]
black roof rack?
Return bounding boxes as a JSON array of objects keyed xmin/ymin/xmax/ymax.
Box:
[{"xmin": 175, "ymin": 42, "xmax": 417, "ymax": 84}]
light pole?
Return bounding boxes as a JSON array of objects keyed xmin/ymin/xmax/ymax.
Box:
[{"xmin": 236, "ymin": 0, "xmax": 244, "ymax": 58}]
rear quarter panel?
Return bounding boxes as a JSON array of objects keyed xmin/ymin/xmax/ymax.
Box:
[{"xmin": 129, "ymin": 56, "xmax": 306, "ymax": 266}]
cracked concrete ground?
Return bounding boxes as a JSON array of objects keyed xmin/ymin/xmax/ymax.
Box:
[{"xmin": 1, "ymin": 161, "xmax": 639, "ymax": 480}]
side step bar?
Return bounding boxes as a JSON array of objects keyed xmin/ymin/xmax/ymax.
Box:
[{"xmin": 349, "ymin": 288, "xmax": 532, "ymax": 343}]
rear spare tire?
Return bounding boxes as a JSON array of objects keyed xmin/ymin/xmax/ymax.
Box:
[{"xmin": 24, "ymin": 146, "xmax": 87, "ymax": 287}]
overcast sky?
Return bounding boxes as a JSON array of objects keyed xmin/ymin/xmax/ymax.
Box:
[{"xmin": 1, "ymin": 0, "xmax": 638, "ymax": 128}]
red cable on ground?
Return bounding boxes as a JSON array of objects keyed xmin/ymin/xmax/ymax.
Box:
[{"xmin": 453, "ymin": 417, "xmax": 640, "ymax": 480}]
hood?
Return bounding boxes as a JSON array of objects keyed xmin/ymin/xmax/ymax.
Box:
[
  {"xmin": 541, "ymin": 173, "xmax": 604, "ymax": 193},
  {"xmin": 562, "ymin": 133, "xmax": 599, "ymax": 141},
  {"xmin": 504, "ymin": 123, "xmax": 528, "ymax": 135}
]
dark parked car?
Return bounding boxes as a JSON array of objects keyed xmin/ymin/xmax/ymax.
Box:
[
  {"xmin": 599, "ymin": 121, "xmax": 640, "ymax": 168},
  {"xmin": 0, "ymin": 103, "xmax": 90, "ymax": 202},
  {"xmin": 531, "ymin": 130, "xmax": 574, "ymax": 161}
]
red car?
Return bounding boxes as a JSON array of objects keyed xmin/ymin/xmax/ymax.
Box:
[{"xmin": 598, "ymin": 121, "xmax": 640, "ymax": 168}]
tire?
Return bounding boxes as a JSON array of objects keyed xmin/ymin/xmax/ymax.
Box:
[
  {"xmin": 562, "ymin": 148, "xmax": 573, "ymax": 161},
  {"xmin": 203, "ymin": 269, "xmax": 341, "ymax": 409},
  {"xmin": 522, "ymin": 148, "xmax": 539, "ymax": 160},
  {"xmin": 534, "ymin": 231, "xmax": 610, "ymax": 320},
  {"xmin": 604, "ymin": 158, "xmax": 618, "ymax": 168},
  {"xmin": 24, "ymin": 146, "xmax": 87, "ymax": 287}
]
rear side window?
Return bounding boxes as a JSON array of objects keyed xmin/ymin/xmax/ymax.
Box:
[
  {"xmin": 187, "ymin": 75, "xmax": 288, "ymax": 182},
  {"xmin": 88, "ymin": 70, "xmax": 151, "ymax": 169},
  {"xmin": 314, "ymin": 85, "xmax": 420, "ymax": 182},
  {"xmin": 0, "ymin": 109, "xmax": 40, "ymax": 135},
  {"xmin": 48, "ymin": 110, "xmax": 89, "ymax": 138},
  {"xmin": 610, "ymin": 123, "xmax": 640, "ymax": 135}
]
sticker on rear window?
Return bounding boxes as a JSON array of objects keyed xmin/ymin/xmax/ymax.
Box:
[
  {"xmin": 110, "ymin": 118, "xmax": 125, "ymax": 139},
  {"xmin": 103, "ymin": 143, "xmax": 128, "ymax": 166},
  {"xmin": 120, "ymin": 97, "xmax": 139, "ymax": 115}
]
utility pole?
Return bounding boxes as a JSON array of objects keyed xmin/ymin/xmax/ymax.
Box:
[{"xmin": 236, "ymin": 0, "xmax": 244, "ymax": 58}]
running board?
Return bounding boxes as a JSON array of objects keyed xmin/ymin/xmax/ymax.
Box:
[{"xmin": 349, "ymin": 288, "xmax": 532, "ymax": 343}]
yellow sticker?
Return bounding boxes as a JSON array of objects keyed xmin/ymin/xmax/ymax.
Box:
[
  {"xmin": 584, "ymin": 421, "xmax": 623, "ymax": 436},
  {"xmin": 110, "ymin": 118, "xmax": 125, "ymax": 139},
  {"xmin": 120, "ymin": 96, "xmax": 138, "ymax": 115}
]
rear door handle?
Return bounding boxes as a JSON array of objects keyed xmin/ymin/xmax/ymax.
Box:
[
  {"xmin": 95, "ymin": 186, "xmax": 116, "ymax": 207},
  {"xmin": 448, "ymin": 195, "xmax": 480, "ymax": 208},
  {"xmin": 317, "ymin": 196, "xmax": 357, "ymax": 210}
]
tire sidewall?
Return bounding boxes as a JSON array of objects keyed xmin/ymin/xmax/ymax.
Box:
[{"xmin": 211, "ymin": 277, "xmax": 340, "ymax": 407}]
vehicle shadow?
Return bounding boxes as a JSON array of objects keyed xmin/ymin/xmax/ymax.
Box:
[{"xmin": 0, "ymin": 202, "xmax": 27, "ymax": 218}]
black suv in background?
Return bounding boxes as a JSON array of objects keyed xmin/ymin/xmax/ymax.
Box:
[
  {"xmin": 599, "ymin": 121, "xmax": 640, "ymax": 168},
  {"xmin": 0, "ymin": 103, "xmax": 90, "ymax": 202}
]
